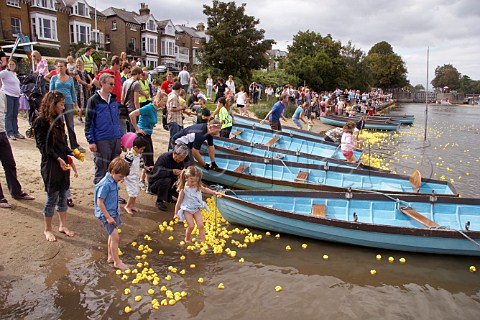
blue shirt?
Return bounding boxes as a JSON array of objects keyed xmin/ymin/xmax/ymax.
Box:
[
  {"xmin": 292, "ymin": 106, "xmax": 303, "ymax": 120},
  {"xmin": 269, "ymin": 101, "xmax": 285, "ymax": 122},
  {"xmin": 137, "ymin": 103, "xmax": 158, "ymax": 135},
  {"xmin": 94, "ymin": 172, "xmax": 119, "ymax": 219},
  {"xmin": 50, "ymin": 75, "xmax": 77, "ymax": 105}
]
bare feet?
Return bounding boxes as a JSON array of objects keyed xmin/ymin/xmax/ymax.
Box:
[
  {"xmin": 124, "ymin": 206, "xmax": 139, "ymax": 215},
  {"xmin": 44, "ymin": 230, "xmax": 57, "ymax": 242},
  {"xmin": 107, "ymin": 258, "xmax": 114, "ymax": 264},
  {"xmin": 113, "ymin": 261, "xmax": 129, "ymax": 271},
  {"xmin": 58, "ymin": 227, "xmax": 75, "ymax": 237}
]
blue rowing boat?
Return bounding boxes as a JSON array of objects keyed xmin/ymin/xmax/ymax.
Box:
[
  {"xmin": 206, "ymin": 137, "xmax": 386, "ymax": 172},
  {"xmin": 320, "ymin": 115, "xmax": 401, "ymax": 131},
  {"xmin": 216, "ymin": 190, "xmax": 480, "ymax": 256},
  {"xmin": 199, "ymin": 154, "xmax": 457, "ymax": 195},
  {"xmin": 229, "ymin": 123, "xmax": 363, "ymax": 162},
  {"xmin": 234, "ymin": 114, "xmax": 325, "ymax": 140}
]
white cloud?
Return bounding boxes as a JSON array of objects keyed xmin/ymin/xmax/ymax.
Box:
[{"xmin": 95, "ymin": 0, "xmax": 480, "ymax": 85}]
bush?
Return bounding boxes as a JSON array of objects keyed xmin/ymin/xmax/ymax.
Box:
[{"xmin": 249, "ymin": 100, "xmax": 297, "ymax": 119}]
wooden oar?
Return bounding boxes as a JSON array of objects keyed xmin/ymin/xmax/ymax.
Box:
[
  {"xmin": 399, "ymin": 207, "xmax": 440, "ymax": 228},
  {"xmin": 409, "ymin": 170, "xmax": 422, "ymax": 193}
]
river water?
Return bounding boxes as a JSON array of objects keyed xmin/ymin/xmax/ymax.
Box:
[{"xmin": 2, "ymin": 104, "xmax": 480, "ymax": 319}]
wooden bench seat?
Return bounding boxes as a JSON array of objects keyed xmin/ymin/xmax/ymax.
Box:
[
  {"xmin": 227, "ymin": 146, "xmax": 238, "ymax": 150},
  {"xmin": 399, "ymin": 207, "xmax": 439, "ymax": 228},
  {"xmin": 264, "ymin": 136, "xmax": 280, "ymax": 147},
  {"xmin": 295, "ymin": 171, "xmax": 309, "ymax": 182},
  {"xmin": 233, "ymin": 165, "xmax": 249, "ymax": 173},
  {"xmin": 312, "ymin": 204, "xmax": 326, "ymax": 218},
  {"xmin": 230, "ymin": 130, "xmax": 243, "ymax": 138}
]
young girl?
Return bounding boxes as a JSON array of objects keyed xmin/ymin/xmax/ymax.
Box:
[
  {"xmin": 33, "ymin": 91, "xmax": 82, "ymax": 241},
  {"xmin": 174, "ymin": 167, "xmax": 220, "ymax": 243},
  {"xmin": 307, "ymin": 114, "xmax": 315, "ymax": 132},
  {"xmin": 341, "ymin": 121, "xmax": 357, "ymax": 163}
]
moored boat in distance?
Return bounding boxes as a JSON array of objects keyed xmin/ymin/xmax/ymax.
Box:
[
  {"xmin": 320, "ymin": 115, "xmax": 401, "ymax": 131},
  {"xmin": 199, "ymin": 154, "xmax": 457, "ymax": 196},
  {"xmin": 216, "ymin": 190, "xmax": 480, "ymax": 256}
]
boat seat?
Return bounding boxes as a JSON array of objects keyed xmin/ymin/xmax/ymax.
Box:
[
  {"xmin": 231, "ymin": 130, "xmax": 243, "ymax": 138},
  {"xmin": 399, "ymin": 207, "xmax": 440, "ymax": 228},
  {"xmin": 233, "ymin": 165, "xmax": 249, "ymax": 173},
  {"xmin": 264, "ymin": 136, "xmax": 280, "ymax": 147},
  {"xmin": 312, "ymin": 204, "xmax": 326, "ymax": 218},
  {"xmin": 295, "ymin": 171, "xmax": 309, "ymax": 182},
  {"xmin": 227, "ymin": 146, "xmax": 238, "ymax": 150}
]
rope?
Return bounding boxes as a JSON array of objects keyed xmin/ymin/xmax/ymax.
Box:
[{"xmin": 455, "ymin": 229, "xmax": 480, "ymax": 249}]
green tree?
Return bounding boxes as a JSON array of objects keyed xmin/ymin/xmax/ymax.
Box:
[
  {"xmin": 414, "ymin": 84, "xmax": 425, "ymax": 91},
  {"xmin": 283, "ymin": 31, "xmax": 345, "ymax": 90},
  {"xmin": 200, "ymin": 1, "xmax": 274, "ymax": 82},
  {"xmin": 252, "ymin": 69, "xmax": 299, "ymax": 88},
  {"xmin": 365, "ymin": 41, "xmax": 409, "ymax": 90},
  {"xmin": 341, "ymin": 41, "xmax": 369, "ymax": 91},
  {"xmin": 431, "ymin": 64, "xmax": 461, "ymax": 90}
]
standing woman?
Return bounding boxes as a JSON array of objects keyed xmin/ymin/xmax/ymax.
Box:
[
  {"xmin": 0, "ymin": 59, "xmax": 23, "ymax": 140},
  {"xmin": 73, "ymin": 58, "xmax": 93, "ymax": 123},
  {"xmin": 205, "ymin": 74, "xmax": 213, "ymax": 100},
  {"xmin": 189, "ymin": 72, "xmax": 198, "ymax": 96},
  {"xmin": 50, "ymin": 60, "xmax": 84, "ymax": 152},
  {"xmin": 32, "ymin": 50, "xmax": 49, "ymax": 94},
  {"xmin": 33, "ymin": 91, "xmax": 76, "ymax": 241},
  {"xmin": 235, "ymin": 86, "xmax": 249, "ymax": 116},
  {"xmin": 213, "ymin": 77, "xmax": 227, "ymax": 102}
]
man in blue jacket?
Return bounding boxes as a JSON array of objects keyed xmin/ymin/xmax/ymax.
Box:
[{"xmin": 85, "ymin": 73, "xmax": 123, "ymax": 184}]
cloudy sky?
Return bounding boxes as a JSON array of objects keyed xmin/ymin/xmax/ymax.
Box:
[{"xmin": 96, "ymin": 0, "xmax": 480, "ymax": 86}]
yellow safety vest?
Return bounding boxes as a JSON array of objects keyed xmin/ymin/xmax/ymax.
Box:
[
  {"xmin": 82, "ymin": 54, "xmax": 95, "ymax": 74},
  {"xmin": 138, "ymin": 80, "xmax": 151, "ymax": 103}
]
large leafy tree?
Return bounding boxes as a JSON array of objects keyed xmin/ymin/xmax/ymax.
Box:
[
  {"xmin": 284, "ymin": 31, "xmax": 345, "ymax": 90},
  {"xmin": 341, "ymin": 41, "xmax": 370, "ymax": 91},
  {"xmin": 200, "ymin": 1, "xmax": 274, "ymax": 82},
  {"xmin": 365, "ymin": 41, "xmax": 409, "ymax": 90},
  {"xmin": 431, "ymin": 64, "xmax": 461, "ymax": 90}
]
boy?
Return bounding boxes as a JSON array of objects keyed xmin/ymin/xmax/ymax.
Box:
[
  {"xmin": 124, "ymin": 136, "xmax": 148, "ymax": 214},
  {"xmin": 196, "ymin": 97, "xmax": 210, "ymax": 124},
  {"xmin": 94, "ymin": 157, "xmax": 131, "ymax": 270}
]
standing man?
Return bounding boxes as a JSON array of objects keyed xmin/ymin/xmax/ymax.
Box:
[
  {"xmin": 226, "ymin": 75, "xmax": 235, "ymax": 96},
  {"xmin": 99, "ymin": 57, "xmax": 107, "ymax": 72},
  {"xmin": 120, "ymin": 62, "xmax": 131, "ymax": 85},
  {"xmin": 260, "ymin": 94, "xmax": 288, "ymax": 131},
  {"xmin": 81, "ymin": 47, "xmax": 96, "ymax": 80},
  {"xmin": 121, "ymin": 66, "xmax": 143, "ymax": 133},
  {"xmin": 178, "ymin": 66, "xmax": 190, "ymax": 94},
  {"xmin": 160, "ymin": 72, "xmax": 174, "ymax": 94},
  {"xmin": 138, "ymin": 69, "xmax": 152, "ymax": 107},
  {"xmin": 167, "ymin": 82, "xmax": 187, "ymax": 150},
  {"xmin": 92, "ymin": 56, "xmax": 122, "ymax": 103},
  {"xmin": 85, "ymin": 73, "xmax": 123, "ymax": 184}
]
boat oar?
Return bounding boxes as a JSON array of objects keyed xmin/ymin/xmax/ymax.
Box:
[{"xmin": 409, "ymin": 170, "xmax": 422, "ymax": 193}]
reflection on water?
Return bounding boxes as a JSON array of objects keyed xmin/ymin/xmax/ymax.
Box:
[{"xmin": 1, "ymin": 104, "xmax": 480, "ymax": 319}]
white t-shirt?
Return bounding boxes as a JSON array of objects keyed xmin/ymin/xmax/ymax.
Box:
[
  {"xmin": 0, "ymin": 70, "xmax": 20, "ymax": 97},
  {"xmin": 178, "ymin": 70, "xmax": 190, "ymax": 85}
]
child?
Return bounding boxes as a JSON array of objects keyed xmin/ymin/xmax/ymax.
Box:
[
  {"xmin": 307, "ymin": 114, "xmax": 315, "ymax": 132},
  {"xmin": 94, "ymin": 157, "xmax": 131, "ymax": 270},
  {"xmin": 124, "ymin": 135, "xmax": 148, "ymax": 214},
  {"xmin": 196, "ymin": 97, "xmax": 210, "ymax": 124},
  {"xmin": 174, "ymin": 167, "xmax": 220, "ymax": 243},
  {"xmin": 66, "ymin": 155, "xmax": 79, "ymax": 207},
  {"xmin": 341, "ymin": 122, "xmax": 357, "ymax": 163}
]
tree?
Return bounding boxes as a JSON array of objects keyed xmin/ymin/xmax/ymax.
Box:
[
  {"xmin": 341, "ymin": 41, "xmax": 370, "ymax": 91},
  {"xmin": 200, "ymin": 1, "xmax": 274, "ymax": 82},
  {"xmin": 414, "ymin": 84, "xmax": 425, "ymax": 91},
  {"xmin": 431, "ymin": 64, "xmax": 461, "ymax": 90},
  {"xmin": 365, "ymin": 41, "xmax": 409, "ymax": 90}
]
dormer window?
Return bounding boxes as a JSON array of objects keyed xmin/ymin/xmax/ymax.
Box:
[
  {"xmin": 74, "ymin": 2, "xmax": 89, "ymax": 17},
  {"xmin": 32, "ymin": 0, "xmax": 55, "ymax": 10},
  {"xmin": 147, "ymin": 20, "xmax": 155, "ymax": 31}
]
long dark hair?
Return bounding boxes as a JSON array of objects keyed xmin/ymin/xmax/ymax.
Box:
[{"xmin": 39, "ymin": 90, "xmax": 66, "ymax": 144}]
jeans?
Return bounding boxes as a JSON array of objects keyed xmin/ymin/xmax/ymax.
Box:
[
  {"xmin": 292, "ymin": 118, "xmax": 303, "ymax": 129},
  {"xmin": 168, "ymin": 122, "xmax": 182, "ymax": 151},
  {"xmin": 63, "ymin": 104, "xmax": 79, "ymax": 149},
  {"xmin": 5, "ymin": 95, "xmax": 19, "ymax": 136},
  {"xmin": 43, "ymin": 189, "xmax": 68, "ymax": 217},
  {"xmin": 206, "ymin": 85, "xmax": 213, "ymax": 98},
  {"xmin": 0, "ymin": 132, "xmax": 22, "ymax": 199},
  {"xmin": 93, "ymin": 139, "xmax": 121, "ymax": 184}
]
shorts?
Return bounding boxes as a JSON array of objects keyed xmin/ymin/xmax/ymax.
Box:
[
  {"xmin": 100, "ymin": 215, "xmax": 122, "ymax": 235},
  {"xmin": 342, "ymin": 150, "xmax": 354, "ymax": 158}
]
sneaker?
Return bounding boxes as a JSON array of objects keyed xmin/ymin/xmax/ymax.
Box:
[
  {"xmin": 8, "ymin": 135, "xmax": 16, "ymax": 141},
  {"xmin": 14, "ymin": 133, "xmax": 25, "ymax": 139},
  {"xmin": 156, "ymin": 201, "xmax": 167, "ymax": 211},
  {"xmin": 139, "ymin": 180, "xmax": 146, "ymax": 191}
]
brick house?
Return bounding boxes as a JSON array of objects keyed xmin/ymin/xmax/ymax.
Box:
[
  {"xmin": 175, "ymin": 23, "xmax": 206, "ymax": 67},
  {"xmin": 0, "ymin": 0, "xmax": 30, "ymax": 42},
  {"xmin": 102, "ymin": 7, "xmax": 141, "ymax": 61},
  {"xmin": 157, "ymin": 19, "xmax": 176, "ymax": 69}
]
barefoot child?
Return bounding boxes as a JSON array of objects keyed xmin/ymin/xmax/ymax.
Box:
[
  {"xmin": 341, "ymin": 121, "xmax": 357, "ymax": 163},
  {"xmin": 123, "ymin": 135, "xmax": 148, "ymax": 214},
  {"xmin": 174, "ymin": 167, "xmax": 220, "ymax": 243},
  {"xmin": 94, "ymin": 157, "xmax": 130, "ymax": 270}
]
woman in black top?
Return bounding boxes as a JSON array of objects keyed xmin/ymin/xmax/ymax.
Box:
[{"xmin": 214, "ymin": 77, "xmax": 227, "ymax": 102}]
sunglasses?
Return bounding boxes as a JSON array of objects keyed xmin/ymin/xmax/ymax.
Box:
[{"xmin": 107, "ymin": 82, "xmax": 115, "ymax": 86}]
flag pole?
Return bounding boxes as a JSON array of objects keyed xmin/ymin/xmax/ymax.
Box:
[{"xmin": 423, "ymin": 47, "xmax": 429, "ymax": 142}]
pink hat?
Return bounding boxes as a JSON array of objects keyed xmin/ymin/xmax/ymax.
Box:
[{"xmin": 121, "ymin": 132, "xmax": 137, "ymax": 149}]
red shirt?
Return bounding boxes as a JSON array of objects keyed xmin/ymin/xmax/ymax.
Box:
[
  {"xmin": 95, "ymin": 68, "xmax": 122, "ymax": 102},
  {"xmin": 48, "ymin": 70, "xmax": 57, "ymax": 78},
  {"xmin": 160, "ymin": 80, "xmax": 174, "ymax": 94}
]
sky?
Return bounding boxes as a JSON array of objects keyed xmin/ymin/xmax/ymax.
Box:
[{"xmin": 96, "ymin": 0, "xmax": 480, "ymax": 87}]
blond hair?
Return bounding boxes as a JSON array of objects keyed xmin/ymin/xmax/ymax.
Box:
[{"xmin": 176, "ymin": 167, "xmax": 203, "ymax": 192}]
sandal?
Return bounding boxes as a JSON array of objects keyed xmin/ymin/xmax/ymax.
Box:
[
  {"xmin": 67, "ymin": 198, "xmax": 74, "ymax": 207},
  {"xmin": 13, "ymin": 192, "xmax": 35, "ymax": 200},
  {"xmin": 0, "ymin": 198, "xmax": 12, "ymax": 208}
]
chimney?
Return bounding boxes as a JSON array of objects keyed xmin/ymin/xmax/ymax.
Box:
[
  {"xmin": 139, "ymin": 3, "xmax": 150, "ymax": 16},
  {"xmin": 196, "ymin": 22, "xmax": 205, "ymax": 32}
]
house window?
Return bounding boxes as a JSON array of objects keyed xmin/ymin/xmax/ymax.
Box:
[
  {"xmin": 147, "ymin": 20, "xmax": 155, "ymax": 31},
  {"xmin": 70, "ymin": 22, "xmax": 90, "ymax": 44},
  {"xmin": 7, "ymin": 0, "xmax": 20, "ymax": 7},
  {"xmin": 129, "ymin": 38, "xmax": 136, "ymax": 50},
  {"xmin": 32, "ymin": 0, "xmax": 55, "ymax": 10},
  {"xmin": 112, "ymin": 20, "xmax": 117, "ymax": 30},
  {"xmin": 91, "ymin": 30, "xmax": 104, "ymax": 47},
  {"xmin": 31, "ymin": 14, "xmax": 57, "ymax": 40},
  {"xmin": 11, "ymin": 17, "xmax": 21, "ymax": 36},
  {"xmin": 76, "ymin": 2, "xmax": 88, "ymax": 17}
]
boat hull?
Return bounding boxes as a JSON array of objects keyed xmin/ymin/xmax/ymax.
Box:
[
  {"xmin": 216, "ymin": 190, "xmax": 480, "ymax": 256},
  {"xmin": 320, "ymin": 116, "xmax": 400, "ymax": 131}
]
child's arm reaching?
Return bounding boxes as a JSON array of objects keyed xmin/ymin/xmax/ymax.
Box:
[
  {"xmin": 97, "ymin": 197, "xmax": 115, "ymax": 224},
  {"xmin": 201, "ymin": 185, "xmax": 221, "ymax": 196},
  {"xmin": 173, "ymin": 190, "xmax": 185, "ymax": 220},
  {"xmin": 71, "ymin": 162, "xmax": 79, "ymax": 178}
]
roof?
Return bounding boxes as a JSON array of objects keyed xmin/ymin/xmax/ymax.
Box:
[
  {"xmin": 60, "ymin": 0, "xmax": 105, "ymax": 17},
  {"xmin": 156, "ymin": 19, "xmax": 173, "ymax": 29},
  {"xmin": 175, "ymin": 25, "xmax": 201, "ymax": 38},
  {"xmin": 102, "ymin": 7, "xmax": 140, "ymax": 24}
]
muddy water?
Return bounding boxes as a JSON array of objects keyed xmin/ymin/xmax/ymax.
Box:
[{"xmin": 1, "ymin": 104, "xmax": 480, "ymax": 319}]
